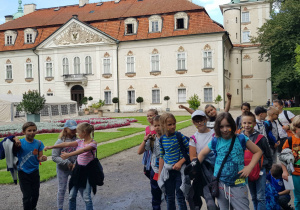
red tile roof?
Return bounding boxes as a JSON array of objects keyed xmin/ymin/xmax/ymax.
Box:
[
  {"xmin": 0, "ymin": 0, "xmax": 225, "ymax": 52},
  {"xmin": 233, "ymin": 44, "xmax": 260, "ymax": 48}
]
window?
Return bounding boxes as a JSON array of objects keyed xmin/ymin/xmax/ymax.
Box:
[
  {"xmin": 26, "ymin": 64, "xmax": 33, "ymax": 78},
  {"xmin": 26, "ymin": 34, "xmax": 33, "ymax": 43},
  {"xmin": 174, "ymin": 12, "xmax": 188, "ymax": 30},
  {"xmin": 178, "ymin": 88, "xmax": 186, "ymax": 103},
  {"xmin": 152, "ymin": 90, "xmax": 160, "ymax": 103},
  {"xmin": 6, "ymin": 36, "xmax": 12, "ymax": 45},
  {"xmin": 104, "ymin": 91, "xmax": 111, "ymax": 104},
  {"xmin": 152, "ymin": 21, "xmax": 159, "ymax": 32},
  {"xmin": 126, "ymin": 24, "xmax": 133, "ymax": 34},
  {"xmin": 236, "ymin": 17, "xmax": 238, "ymax": 23},
  {"xmin": 151, "ymin": 55, "xmax": 160, "ymax": 71},
  {"xmin": 242, "ymin": 12, "xmax": 250, "ymax": 23},
  {"xmin": 124, "ymin": 18, "xmax": 137, "ymax": 35},
  {"xmin": 176, "ymin": 19, "xmax": 184, "ymax": 29},
  {"xmin": 242, "ymin": 31, "xmax": 250, "ymax": 42},
  {"xmin": 74, "ymin": 57, "xmax": 80, "ymax": 74},
  {"xmin": 203, "ymin": 51, "xmax": 212, "ymax": 68},
  {"xmin": 85, "ymin": 56, "xmax": 92, "ymax": 74},
  {"xmin": 47, "ymin": 93, "xmax": 54, "ymax": 96},
  {"xmin": 126, "ymin": 56, "xmax": 135, "ymax": 73},
  {"xmin": 46, "ymin": 63, "xmax": 53, "ymax": 77},
  {"xmin": 103, "ymin": 58, "xmax": 111, "ymax": 74},
  {"xmin": 149, "ymin": 15, "xmax": 162, "ymax": 33},
  {"xmin": 204, "ymin": 88, "xmax": 213, "ymax": 102},
  {"xmin": 177, "ymin": 53, "xmax": 186, "ymax": 70},
  {"xmin": 6, "ymin": 65, "xmax": 12, "ymax": 79},
  {"xmin": 127, "ymin": 90, "xmax": 135, "ymax": 104},
  {"xmin": 63, "ymin": 58, "xmax": 69, "ymax": 75}
]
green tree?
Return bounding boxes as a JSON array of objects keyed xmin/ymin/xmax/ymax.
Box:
[
  {"xmin": 187, "ymin": 94, "xmax": 201, "ymax": 110},
  {"xmin": 295, "ymin": 44, "xmax": 300, "ymax": 73},
  {"xmin": 252, "ymin": 0, "xmax": 300, "ymax": 103}
]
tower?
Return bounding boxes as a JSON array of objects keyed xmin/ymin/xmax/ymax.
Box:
[{"xmin": 13, "ymin": 0, "xmax": 24, "ymax": 19}]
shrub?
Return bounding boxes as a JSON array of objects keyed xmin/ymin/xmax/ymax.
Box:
[
  {"xmin": 17, "ymin": 90, "xmax": 46, "ymax": 114},
  {"xmin": 187, "ymin": 94, "xmax": 201, "ymax": 110}
]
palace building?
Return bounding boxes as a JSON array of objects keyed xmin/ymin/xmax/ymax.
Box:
[{"xmin": 0, "ymin": 0, "xmax": 271, "ymax": 112}]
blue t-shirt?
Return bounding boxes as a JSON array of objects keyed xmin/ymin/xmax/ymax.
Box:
[
  {"xmin": 17, "ymin": 138, "xmax": 44, "ymax": 174},
  {"xmin": 267, "ymin": 173, "xmax": 290, "ymax": 199},
  {"xmin": 208, "ymin": 135, "xmax": 248, "ymax": 186}
]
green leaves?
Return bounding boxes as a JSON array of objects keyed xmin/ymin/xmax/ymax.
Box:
[
  {"xmin": 187, "ymin": 94, "xmax": 201, "ymax": 110},
  {"xmin": 17, "ymin": 90, "xmax": 46, "ymax": 114}
]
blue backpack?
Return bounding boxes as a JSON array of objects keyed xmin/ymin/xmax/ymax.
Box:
[
  {"xmin": 0, "ymin": 139, "xmax": 5, "ymax": 160},
  {"xmin": 265, "ymin": 182, "xmax": 281, "ymax": 210}
]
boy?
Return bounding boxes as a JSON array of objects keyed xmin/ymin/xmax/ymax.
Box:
[
  {"xmin": 267, "ymin": 164, "xmax": 293, "ymax": 210},
  {"xmin": 254, "ymin": 106, "xmax": 267, "ymax": 137},
  {"xmin": 273, "ymin": 99, "xmax": 295, "ymax": 152},
  {"xmin": 264, "ymin": 106, "xmax": 280, "ymax": 163},
  {"xmin": 241, "ymin": 112, "xmax": 272, "ymax": 210},
  {"xmin": 16, "ymin": 122, "xmax": 47, "ymax": 210},
  {"xmin": 236, "ymin": 102, "xmax": 251, "ymax": 132}
]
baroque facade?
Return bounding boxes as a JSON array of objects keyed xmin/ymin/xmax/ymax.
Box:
[{"xmin": 0, "ymin": 0, "xmax": 271, "ymax": 112}]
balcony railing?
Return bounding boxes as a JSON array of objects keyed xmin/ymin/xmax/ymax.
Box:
[{"xmin": 63, "ymin": 74, "xmax": 88, "ymax": 86}]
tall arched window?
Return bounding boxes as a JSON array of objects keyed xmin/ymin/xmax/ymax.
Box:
[
  {"xmin": 85, "ymin": 56, "xmax": 92, "ymax": 74},
  {"xmin": 63, "ymin": 58, "xmax": 69, "ymax": 75},
  {"xmin": 74, "ymin": 57, "xmax": 80, "ymax": 74}
]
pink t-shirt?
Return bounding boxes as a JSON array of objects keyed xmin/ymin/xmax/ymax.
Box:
[{"xmin": 76, "ymin": 139, "xmax": 97, "ymax": 166}]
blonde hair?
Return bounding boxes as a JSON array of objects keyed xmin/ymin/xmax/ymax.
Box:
[
  {"xmin": 159, "ymin": 113, "xmax": 176, "ymax": 135},
  {"xmin": 148, "ymin": 109, "xmax": 158, "ymax": 115},
  {"xmin": 58, "ymin": 128, "xmax": 68, "ymax": 141},
  {"xmin": 290, "ymin": 115, "xmax": 300, "ymax": 134},
  {"xmin": 267, "ymin": 106, "xmax": 279, "ymax": 116},
  {"xmin": 77, "ymin": 122, "xmax": 95, "ymax": 139}
]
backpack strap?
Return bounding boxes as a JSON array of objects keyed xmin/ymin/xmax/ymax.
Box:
[
  {"xmin": 255, "ymin": 134, "xmax": 264, "ymax": 144},
  {"xmin": 190, "ymin": 135, "xmax": 197, "ymax": 144},
  {"xmin": 211, "ymin": 136, "xmax": 218, "ymax": 154},
  {"xmin": 284, "ymin": 110, "xmax": 292, "ymax": 123},
  {"xmin": 288, "ymin": 137, "xmax": 293, "ymax": 150},
  {"xmin": 176, "ymin": 132, "xmax": 190, "ymax": 164},
  {"xmin": 237, "ymin": 134, "xmax": 247, "ymax": 151},
  {"xmin": 236, "ymin": 116, "xmax": 241, "ymax": 129}
]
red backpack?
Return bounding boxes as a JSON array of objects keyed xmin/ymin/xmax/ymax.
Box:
[{"xmin": 244, "ymin": 134, "xmax": 264, "ymax": 182}]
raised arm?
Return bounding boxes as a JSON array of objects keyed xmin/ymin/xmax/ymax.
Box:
[
  {"xmin": 197, "ymin": 146, "xmax": 212, "ymax": 163},
  {"xmin": 60, "ymin": 145, "xmax": 95, "ymax": 160},
  {"xmin": 224, "ymin": 93, "xmax": 232, "ymax": 112},
  {"xmin": 44, "ymin": 141, "xmax": 78, "ymax": 151},
  {"xmin": 178, "ymin": 105, "xmax": 195, "ymax": 114},
  {"xmin": 137, "ymin": 134, "xmax": 151, "ymax": 155}
]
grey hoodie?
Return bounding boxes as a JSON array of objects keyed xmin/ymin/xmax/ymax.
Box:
[{"xmin": 52, "ymin": 137, "xmax": 77, "ymax": 171}]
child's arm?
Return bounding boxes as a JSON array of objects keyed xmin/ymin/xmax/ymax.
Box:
[
  {"xmin": 281, "ymin": 163, "xmax": 289, "ymax": 181},
  {"xmin": 137, "ymin": 134, "xmax": 151, "ymax": 155},
  {"xmin": 224, "ymin": 93, "xmax": 232, "ymax": 112},
  {"xmin": 38, "ymin": 150, "xmax": 47, "ymax": 162},
  {"xmin": 173, "ymin": 158, "xmax": 186, "ymax": 171},
  {"xmin": 44, "ymin": 141, "xmax": 78, "ymax": 151},
  {"xmin": 238, "ymin": 140, "xmax": 262, "ymax": 178},
  {"xmin": 178, "ymin": 105, "xmax": 195, "ymax": 114},
  {"xmin": 60, "ymin": 145, "xmax": 95, "ymax": 160},
  {"xmin": 197, "ymin": 146, "xmax": 212, "ymax": 163},
  {"xmin": 158, "ymin": 157, "xmax": 164, "ymax": 180},
  {"xmin": 278, "ymin": 189, "xmax": 290, "ymax": 195},
  {"xmin": 189, "ymin": 145, "xmax": 197, "ymax": 161}
]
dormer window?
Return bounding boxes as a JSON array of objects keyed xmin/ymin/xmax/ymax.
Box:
[
  {"xmin": 24, "ymin": 28, "xmax": 37, "ymax": 44},
  {"xmin": 124, "ymin": 18, "xmax": 137, "ymax": 35},
  {"xmin": 149, "ymin": 15, "xmax": 162, "ymax": 33},
  {"xmin": 4, "ymin": 30, "xmax": 17, "ymax": 46},
  {"xmin": 174, "ymin": 12, "xmax": 188, "ymax": 30}
]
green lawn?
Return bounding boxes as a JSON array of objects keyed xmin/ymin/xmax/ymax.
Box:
[
  {"xmin": 118, "ymin": 115, "xmax": 191, "ymax": 125},
  {"xmin": 284, "ymin": 107, "xmax": 300, "ymax": 116}
]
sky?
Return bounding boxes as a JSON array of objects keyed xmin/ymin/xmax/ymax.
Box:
[{"xmin": 0, "ymin": 0, "xmax": 231, "ymax": 25}]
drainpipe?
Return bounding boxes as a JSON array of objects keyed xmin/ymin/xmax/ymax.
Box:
[
  {"xmin": 33, "ymin": 48, "xmax": 41, "ymax": 95},
  {"xmin": 116, "ymin": 41, "xmax": 120, "ymax": 113},
  {"xmin": 223, "ymin": 32, "xmax": 230, "ymax": 109},
  {"xmin": 240, "ymin": 6, "xmax": 243, "ymax": 104}
]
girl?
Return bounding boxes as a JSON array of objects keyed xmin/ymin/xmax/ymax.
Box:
[
  {"xmin": 138, "ymin": 115, "xmax": 163, "ymax": 210},
  {"xmin": 45, "ymin": 123, "xmax": 97, "ymax": 210},
  {"xmin": 158, "ymin": 113, "xmax": 190, "ymax": 210},
  {"xmin": 197, "ymin": 112, "xmax": 262, "ymax": 210},
  {"xmin": 141, "ymin": 109, "xmax": 158, "ymax": 178},
  {"xmin": 179, "ymin": 93, "xmax": 232, "ymax": 129},
  {"xmin": 282, "ymin": 115, "xmax": 300, "ymax": 209},
  {"xmin": 52, "ymin": 120, "xmax": 78, "ymax": 210}
]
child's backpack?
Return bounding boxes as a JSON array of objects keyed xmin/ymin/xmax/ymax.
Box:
[
  {"xmin": 265, "ymin": 182, "xmax": 281, "ymax": 210},
  {"xmin": 0, "ymin": 139, "xmax": 6, "ymax": 160},
  {"xmin": 243, "ymin": 134, "xmax": 264, "ymax": 182},
  {"xmin": 264, "ymin": 121, "xmax": 277, "ymax": 146}
]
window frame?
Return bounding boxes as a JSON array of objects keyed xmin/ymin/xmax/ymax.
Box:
[
  {"xmin": 203, "ymin": 51, "xmax": 213, "ymax": 69},
  {"xmin": 5, "ymin": 64, "xmax": 13, "ymax": 79},
  {"xmin": 126, "ymin": 56, "xmax": 135, "ymax": 73},
  {"xmin": 150, "ymin": 54, "xmax": 160, "ymax": 72},
  {"xmin": 204, "ymin": 87, "xmax": 213, "ymax": 103},
  {"xmin": 127, "ymin": 90, "xmax": 135, "ymax": 104},
  {"xmin": 178, "ymin": 88, "xmax": 186, "ymax": 103},
  {"xmin": 174, "ymin": 12, "xmax": 188, "ymax": 30},
  {"xmin": 104, "ymin": 91, "xmax": 112, "ymax": 104},
  {"xmin": 26, "ymin": 33, "xmax": 33, "ymax": 44},
  {"xmin": 177, "ymin": 52, "xmax": 187, "ymax": 70},
  {"xmin": 25, "ymin": 63, "xmax": 33, "ymax": 78},
  {"xmin": 45, "ymin": 62, "xmax": 53, "ymax": 77},
  {"xmin": 74, "ymin": 57, "xmax": 81, "ymax": 74},
  {"xmin": 124, "ymin": 18, "xmax": 137, "ymax": 35},
  {"xmin": 85, "ymin": 56, "xmax": 92, "ymax": 74},
  {"xmin": 241, "ymin": 12, "xmax": 250, "ymax": 23},
  {"xmin": 62, "ymin": 58, "xmax": 69, "ymax": 75},
  {"xmin": 242, "ymin": 31, "xmax": 250, "ymax": 43},
  {"xmin": 6, "ymin": 35, "xmax": 13, "ymax": 45},
  {"xmin": 103, "ymin": 58, "xmax": 111, "ymax": 74},
  {"xmin": 152, "ymin": 89, "xmax": 160, "ymax": 104}
]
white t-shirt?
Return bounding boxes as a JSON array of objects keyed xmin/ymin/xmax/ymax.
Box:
[
  {"xmin": 206, "ymin": 121, "xmax": 215, "ymax": 129},
  {"xmin": 277, "ymin": 110, "xmax": 295, "ymax": 138},
  {"xmin": 189, "ymin": 129, "xmax": 215, "ymax": 154}
]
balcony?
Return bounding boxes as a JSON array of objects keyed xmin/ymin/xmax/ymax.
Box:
[{"xmin": 63, "ymin": 74, "xmax": 88, "ymax": 86}]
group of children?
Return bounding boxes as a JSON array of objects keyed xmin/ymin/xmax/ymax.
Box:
[{"xmin": 139, "ymin": 97, "xmax": 299, "ymax": 210}]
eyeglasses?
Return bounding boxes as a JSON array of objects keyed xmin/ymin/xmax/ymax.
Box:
[{"xmin": 193, "ymin": 120, "xmax": 206, "ymax": 124}]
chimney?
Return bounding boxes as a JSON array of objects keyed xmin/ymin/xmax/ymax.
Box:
[
  {"xmin": 115, "ymin": 0, "xmax": 121, "ymax": 3},
  {"xmin": 73, "ymin": 14, "xmax": 78, "ymax": 19},
  {"xmin": 5, "ymin": 15, "xmax": 13, "ymax": 23},
  {"xmin": 24, "ymin": 4, "xmax": 36, "ymax": 15},
  {"xmin": 79, "ymin": 0, "xmax": 89, "ymax": 7}
]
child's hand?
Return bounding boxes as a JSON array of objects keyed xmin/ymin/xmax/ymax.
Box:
[
  {"xmin": 178, "ymin": 105, "xmax": 185, "ymax": 109},
  {"xmin": 282, "ymin": 170, "xmax": 289, "ymax": 181},
  {"xmin": 226, "ymin": 93, "xmax": 232, "ymax": 100},
  {"xmin": 68, "ymin": 163, "xmax": 74, "ymax": 170},
  {"xmin": 274, "ymin": 141, "xmax": 280, "ymax": 148},
  {"xmin": 13, "ymin": 137, "xmax": 21, "ymax": 147},
  {"xmin": 40, "ymin": 155, "xmax": 47, "ymax": 162},
  {"xmin": 144, "ymin": 134, "xmax": 151, "ymax": 142},
  {"xmin": 238, "ymin": 166, "xmax": 252, "ymax": 178},
  {"xmin": 60, "ymin": 152, "xmax": 70, "ymax": 160},
  {"xmin": 172, "ymin": 162, "xmax": 182, "ymax": 171},
  {"xmin": 44, "ymin": 146, "xmax": 52, "ymax": 151}
]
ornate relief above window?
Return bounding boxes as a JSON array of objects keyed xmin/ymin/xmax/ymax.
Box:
[
  {"xmin": 204, "ymin": 44, "xmax": 211, "ymax": 51},
  {"xmin": 124, "ymin": 18, "xmax": 138, "ymax": 35},
  {"xmin": 178, "ymin": 46, "xmax": 185, "ymax": 52},
  {"xmin": 149, "ymin": 15, "xmax": 162, "ymax": 33},
  {"xmin": 24, "ymin": 28, "xmax": 37, "ymax": 44},
  {"xmin": 153, "ymin": 84, "xmax": 158, "ymax": 88},
  {"xmin": 179, "ymin": 83, "xmax": 185, "ymax": 88},
  {"xmin": 128, "ymin": 85, "xmax": 134, "ymax": 89},
  {"xmin": 127, "ymin": 51, "xmax": 133, "ymax": 56},
  {"xmin": 7, "ymin": 90, "xmax": 12, "ymax": 94},
  {"xmin": 5, "ymin": 30, "xmax": 17, "ymax": 46},
  {"xmin": 244, "ymin": 84, "xmax": 251, "ymax": 89},
  {"xmin": 46, "ymin": 57, "xmax": 52, "ymax": 62},
  {"xmin": 174, "ymin": 12, "xmax": 188, "ymax": 30},
  {"xmin": 243, "ymin": 54, "xmax": 251, "ymax": 59},
  {"xmin": 6, "ymin": 59, "xmax": 11, "ymax": 64},
  {"xmin": 205, "ymin": 82, "xmax": 212, "ymax": 87},
  {"xmin": 104, "ymin": 52, "xmax": 110, "ymax": 58},
  {"xmin": 105, "ymin": 86, "xmax": 110, "ymax": 90}
]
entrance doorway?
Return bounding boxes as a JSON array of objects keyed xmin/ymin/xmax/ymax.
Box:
[{"xmin": 71, "ymin": 85, "xmax": 84, "ymax": 108}]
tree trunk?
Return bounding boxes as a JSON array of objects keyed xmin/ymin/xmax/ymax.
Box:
[{"xmin": 295, "ymin": 95, "xmax": 300, "ymax": 107}]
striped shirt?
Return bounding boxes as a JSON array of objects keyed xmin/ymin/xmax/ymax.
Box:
[
  {"xmin": 160, "ymin": 132, "xmax": 189, "ymax": 165},
  {"xmin": 76, "ymin": 139, "xmax": 97, "ymax": 166}
]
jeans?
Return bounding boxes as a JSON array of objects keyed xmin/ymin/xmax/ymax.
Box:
[
  {"xmin": 278, "ymin": 194, "xmax": 292, "ymax": 210},
  {"xmin": 18, "ymin": 170, "xmax": 40, "ymax": 210},
  {"xmin": 292, "ymin": 175, "xmax": 300, "ymax": 209},
  {"xmin": 150, "ymin": 169, "xmax": 162, "ymax": 210},
  {"xmin": 164, "ymin": 170, "xmax": 187, "ymax": 210},
  {"xmin": 248, "ymin": 168, "xmax": 267, "ymax": 210},
  {"xmin": 69, "ymin": 180, "xmax": 93, "ymax": 210},
  {"xmin": 57, "ymin": 167, "xmax": 72, "ymax": 210}
]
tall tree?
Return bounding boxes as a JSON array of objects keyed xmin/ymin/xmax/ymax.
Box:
[{"xmin": 252, "ymin": 0, "xmax": 300, "ymax": 104}]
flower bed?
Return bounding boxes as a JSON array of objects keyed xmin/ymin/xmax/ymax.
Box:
[{"xmin": 0, "ymin": 118, "xmax": 137, "ymax": 138}]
